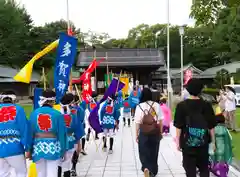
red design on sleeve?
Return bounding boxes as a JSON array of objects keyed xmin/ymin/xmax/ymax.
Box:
[
  {"xmin": 105, "ymin": 105, "xmax": 113, "ymax": 114},
  {"xmin": 0, "ymin": 106, "xmax": 17, "ymax": 123},
  {"xmin": 64, "ymin": 114, "xmax": 72, "ymax": 128},
  {"xmin": 37, "ymin": 114, "xmax": 52, "ymax": 131},
  {"xmin": 71, "ymin": 109, "xmax": 77, "ymax": 114}
]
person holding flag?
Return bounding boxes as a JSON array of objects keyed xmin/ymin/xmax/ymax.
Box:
[
  {"xmin": 0, "ymin": 91, "xmax": 30, "ymax": 177},
  {"xmin": 58, "ymin": 93, "xmax": 84, "ymax": 177},
  {"xmin": 100, "ymin": 95, "xmax": 120, "ymax": 154},
  {"xmin": 28, "ymin": 89, "xmax": 68, "ymax": 177}
]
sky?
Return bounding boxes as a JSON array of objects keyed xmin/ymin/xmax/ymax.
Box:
[{"xmin": 16, "ymin": 0, "xmax": 194, "ymax": 39}]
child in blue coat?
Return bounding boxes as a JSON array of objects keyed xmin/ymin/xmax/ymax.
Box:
[
  {"xmin": 100, "ymin": 95, "xmax": 119, "ymax": 154},
  {"xmin": 123, "ymin": 95, "xmax": 131, "ymax": 127},
  {"xmin": 29, "ymin": 90, "xmax": 68, "ymax": 177},
  {"xmin": 70, "ymin": 95, "xmax": 86, "ymax": 176},
  {"xmin": 0, "ymin": 91, "xmax": 31, "ymax": 177},
  {"xmin": 58, "ymin": 93, "xmax": 84, "ymax": 177}
]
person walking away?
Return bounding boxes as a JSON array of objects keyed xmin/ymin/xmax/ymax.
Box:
[
  {"xmin": 70, "ymin": 95, "xmax": 87, "ymax": 176},
  {"xmin": 79, "ymin": 99, "xmax": 88, "ymax": 155},
  {"xmin": 224, "ymin": 86, "xmax": 237, "ymax": 131},
  {"xmin": 174, "ymin": 78, "xmax": 217, "ymax": 177},
  {"xmin": 28, "ymin": 90, "xmax": 68, "ymax": 177},
  {"xmin": 130, "ymin": 86, "xmax": 141, "ymax": 118},
  {"xmin": 58, "ymin": 93, "xmax": 84, "ymax": 177},
  {"xmin": 122, "ymin": 95, "xmax": 131, "ymax": 127},
  {"xmin": 208, "ymin": 106, "xmax": 232, "ymax": 177},
  {"xmin": 160, "ymin": 97, "xmax": 172, "ymax": 135},
  {"xmin": 134, "ymin": 88, "xmax": 163, "ymax": 177},
  {"xmin": 0, "ymin": 91, "xmax": 30, "ymax": 177},
  {"xmin": 100, "ymin": 95, "xmax": 120, "ymax": 154}
]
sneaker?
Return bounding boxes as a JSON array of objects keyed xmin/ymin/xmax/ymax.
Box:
[
  {"xmin": 144, "ymin": 168, "xmax": 150, "ymax": 177},
  {"xmin": 81, "ymin": 150, "xmax": 87, "ymax": 155},
  {"xmin": 71, "ymin": 170, "xmax": 77, "ymax": 177},
  {"xmin": 108, "ymin": 150, "xmax": 113, "ymax": 154}
]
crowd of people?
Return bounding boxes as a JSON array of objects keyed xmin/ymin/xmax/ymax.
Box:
[{"xmin": 0, "ymin": 78, "xmax": 235, "ymax": 177}]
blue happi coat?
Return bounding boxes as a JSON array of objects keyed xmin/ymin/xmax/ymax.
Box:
[
  {"xmin": 62, "ymin": 111, "xmax": 84, "ymax": 150},
  {"xmin": 116, "ymin": 91, "xmax": 123, "ymax": 108},
  {"xmin": 71, "ymin": 104, "xmax": 86, "ymax": 129},
  {"xmin": 129, "ymin": 89, "xmax": 141, "ymax": 108},
  {"xmin": 29, "ymin": 106, "xmax": 68, "ymax": 162},
  {"xmin": 0, "ymin": 103, "xmax": 30, "ymax": 158},
  {"xmin": 80, "ymin": 101, "xmax": 87, "ymax": 111},
  {"xmin": 123, "ymin": 98, "xmax": 131, "ymax": 113},
  {"xmin": 100, "ymin": 101, "xmax": 119, "ymax": 129}
]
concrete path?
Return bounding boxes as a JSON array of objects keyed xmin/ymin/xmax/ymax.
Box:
[{"xmin": 74, "ymin": 121, "xmax": 240, "ymax": 177}]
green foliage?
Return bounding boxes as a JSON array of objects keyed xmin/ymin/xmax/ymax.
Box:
[
  {"xmin": 202, "ymin": 87, "xmax": 219, "ymax": 97},
  {"xmin": 214, "ymin": 69, "xmax": 231, "ymax": 88}
]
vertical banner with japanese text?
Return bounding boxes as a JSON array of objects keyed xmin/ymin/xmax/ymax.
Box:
[
  {"xmin": 34, "ymin": 87, "xmax": 43, "ymax": 110},
  {"xmin": 54, "ymin": 33, "xmax": 77, "ymax": 103}
]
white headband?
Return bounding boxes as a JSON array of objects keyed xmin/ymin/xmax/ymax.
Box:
[
  {"xmin": 38, "ymin": 96, "xmax": 56, "ymax": 107},
  {"xmin": 0, "ymin": 94, "xmax": 16, "ymax": 101},
  {"xmin": 60, "ymin": 103, "xmax": 71, "ymax": 114}
]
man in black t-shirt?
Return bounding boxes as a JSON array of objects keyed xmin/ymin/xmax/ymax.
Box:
[{"xmin": 174, "ymin": 79, "xmax": 217, "ymax": 177}]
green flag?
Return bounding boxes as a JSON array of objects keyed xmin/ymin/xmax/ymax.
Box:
[{"xmin": 104, "ymin": 73, "xmax": 113, "ymax": 88}]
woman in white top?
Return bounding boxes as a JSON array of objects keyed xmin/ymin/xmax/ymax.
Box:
[
  {"xmin": 134, "ymin": 88, "xmax": 163, "ymax": 177},
  {"xmin": 225, "ymin": 86, "xmax": 237, "ymax": 131}
]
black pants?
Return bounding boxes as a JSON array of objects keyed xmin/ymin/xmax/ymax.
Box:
[
  {"xmin": 138, "ymin": 132, "xmax": 160, "ymax": 175},
  {"xmin": 182, "ymin": 146, "xmax": 209, "ymax": 177}
]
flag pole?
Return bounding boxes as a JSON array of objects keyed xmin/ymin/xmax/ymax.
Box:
[
  {"xmin": 66, "ymin": 0, "xmax": 73, "ymax": 92},
  {"xmin": 106, "ymin": 52, "xmax": 110, "ymax": 86},
  {"xmin": 166, "ymin": 0, "xmax": 171, "ymax": 107},
  {"xmin": 42, "ymin": 67, "xmax": 46, "ymax": 90}
]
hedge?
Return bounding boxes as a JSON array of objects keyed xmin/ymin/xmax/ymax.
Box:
[{"xmin": 202, "ymin": 88, "xmax": 219, "ymax": 98}]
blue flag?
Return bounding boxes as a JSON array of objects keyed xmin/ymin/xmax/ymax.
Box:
[
  {"xmin": 54, "ymin": 33, "xmax": 78, "ymax": 103},
  {"xmin": 34, "ymin": 88, "xmax": 43, "ymax": 109}
]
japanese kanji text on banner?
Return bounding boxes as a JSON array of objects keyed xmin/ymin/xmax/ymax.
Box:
[{"xmin": 54, "ymin": 33, "xmax": 77, "ymax": 103}]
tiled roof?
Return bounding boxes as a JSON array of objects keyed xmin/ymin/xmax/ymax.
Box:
[
  {"xmin": 76, "ymin": 48, "xmax": 165, "ymax": 67},
  {"xmin": 200, "ymin": 62, "xmax": 240, "ymax": 78}
]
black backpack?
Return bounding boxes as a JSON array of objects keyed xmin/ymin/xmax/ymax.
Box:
[{"xmin": 182, "ymin": 101, "xmax": 210, "ymax": 148}]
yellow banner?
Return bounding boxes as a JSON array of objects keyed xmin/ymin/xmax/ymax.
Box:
[
  {"xmin": 120, "ymin": 77, "xmax": 129, "ymax": 96},
  {"xmin": 14, "ymin": 39, "xmax": 59, "ymax": 83}
]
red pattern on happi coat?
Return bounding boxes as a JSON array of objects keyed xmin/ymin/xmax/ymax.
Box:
[
  {"xmin": 64, "ymin": 114, "xmax": 72, "ymax": 128},
  {"xmin": 37, "ymin": 114, "xmax": 52, "ymax": 131},
  {"xmin": 0, "ymin": 106, "xmax": 17, "ymax": 123}
]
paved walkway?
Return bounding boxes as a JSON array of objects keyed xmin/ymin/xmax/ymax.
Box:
[{"xmin": 74, "ymin": 121, "xmax": 240, "ymax": 177}]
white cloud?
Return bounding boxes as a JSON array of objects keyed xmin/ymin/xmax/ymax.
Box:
[{"xmin": 16, "ymin": 0, "xmax": 193, "ymax": 38}]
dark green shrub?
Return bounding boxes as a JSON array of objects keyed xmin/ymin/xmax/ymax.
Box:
[{"xmin": 202, "ymin": 88, "xmax": 219, "ymax": 98}]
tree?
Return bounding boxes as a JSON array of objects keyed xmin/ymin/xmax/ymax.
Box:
[
  {"xmin": 214, "ymin": 69, "xmax": 230, "ymax": 87},
  {"xmin": 0, "ymin": 0, "xmax": 33, "ymax": 67},
  {"xmin": 190, "ymin": 0, "xmax": 240, "ymax": 26},
  {"xmin": 28, "ymin": 20, "xmax": 79, "ymax": 70}
]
